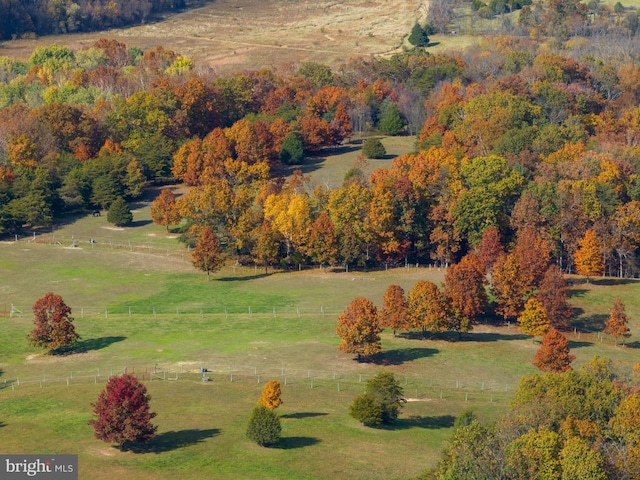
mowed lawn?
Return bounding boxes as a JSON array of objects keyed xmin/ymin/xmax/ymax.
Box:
[{"xmin": 1, "ymin": 194, "xmax": 640, "ymax": 478}]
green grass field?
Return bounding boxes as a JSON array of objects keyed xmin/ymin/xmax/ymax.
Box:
[{"xmin": 1, "ymin": 142, "xmax": 639, "ymax": 478}]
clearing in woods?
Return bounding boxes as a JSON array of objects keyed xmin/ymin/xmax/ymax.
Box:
[{"xmin": 0, "ymin": 0, "xmax": 429, "ymax": 74}]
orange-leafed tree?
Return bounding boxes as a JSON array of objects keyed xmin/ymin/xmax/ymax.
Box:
[
  {"xmin": 252, "ymin": 221, "xmax": 281, "ymax": 274},
  {"xmin": 258, "ymin": 380, "xmax": 283, "ymax": 409},
  {"xmin": 306, "ymin": 212, "xmax": 339, "ymax": 268},
  {"xmin": 443, "ymin": 253, "xmax": 487, "ymax": 334},
  {"xmin": 150, "ymin": 189, "xmax": 181, "ymax": 231},
  {"xmin": 28, "ymin": 292, "xmax": 80, "ymax": 352},
  {"xmin": 380, "ymin": 285, "xmax": 410, "ymax": 336},
  {"xmin": 533, "ymin": 328, "xmax": 575, "ymax": 373},
  {"xmin": 191, "ymin": 226, "xmax": 223, "ymax": 279},
  {"xmin": 492, "ymin": 253, "xmax": 529, "ymax": 320},
  {"xmin": 517, "ymin": 297, "xmax": 551, "ymax": 338},
  {"xmin": 408, "ymin": 280, "xmax": 450, "ymax": 337},
  {"xmin": 605, "ymin": 298, "xmax": 631, "ymax": 345},
  {"xmin": 574, "ymin": 229, "xmax": 604, "ymax": 281},
  {"xmin": 513, "ymin": 226, "xmax": 551, "ymax": 290},
  {"xmin": 537, "ymin": 265, "xmax": 573, "ymax": 330},
  {"xmin": 88, "ymin": 374, "xmax": 157, "ymax": 451},
  {"xmin": 336, "ymin": 297, "xmax": 382, "ymax": 361}
]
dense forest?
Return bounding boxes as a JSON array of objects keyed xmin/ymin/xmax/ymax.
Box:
[
  {"xmin": 2, "ymin": 0, "xmax": 640, "ymax": 280},
  {"xmin": 0, "ymin": 0, "xmax": 202, "ymax": 40}
]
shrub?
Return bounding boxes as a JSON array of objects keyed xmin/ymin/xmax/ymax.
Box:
[
  {"xmin": 349, "ymin": 393, "xmax": 383, "ymax": 425},
  {"xmin": 107, "ymin": 197, "xmax": 133, "ymax": 226},
  {"xmin": 349, "ymin": 372, "xmax": 405, "ymax": 426},
  {"xmin": 279, "ymin": 132, "xmax": 304, "ymax": 165},
  {"xmin": 246, "ymin": 405, "xmax": 281, "ymax": 446},
  {"xmin": 362, "ymin": 138, "xmax": 386, "ymax": 159}
]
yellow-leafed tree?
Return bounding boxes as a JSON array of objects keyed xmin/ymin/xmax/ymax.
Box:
[
  {"xmin": 574, "ymin": 229, "xmax": 603, "ymax": 280},
  {"xmin": 258, "ymin": 380, "xmax": 282, "ymax": 410},
  {"xmin": 517, "ymin": 298, "xmax": 551, "ymax": 338}
]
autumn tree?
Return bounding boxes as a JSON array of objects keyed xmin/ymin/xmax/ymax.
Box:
[
  {"xmin": 150, "ymin": 189, "xmax": 180, "ymax": 231},
  {"xmin": 305, "ymin": 212, "xmax": 338, "ymax": 268},
  {"xmin": 246, "ymin": 405, "xmax": 281, "ymax": 447},
  {"xmin": 476, "ymin": 226, "xmax": 504, "ymax": 274},
  {"xmin": 513, "ymin": 226, "xmax": 551, "ymax": 290},
  {"xmin": 252, "ymin": 221, "xmax": 281, "ymax": 274},
  {"xmin": 28, "ymin": 292, "xmax": 80, "ymax": 352},
  {"xmin": 533, "ymin": 328, "xmax": 575, "ymax": 373},
  {"xmin": 258, "ymin": 380, "xmax": 282, "ymax": 409},
  {"xmin": 605, "ymin": 298, "xmax": 631, "ymax": 345},
  {"xmin": 336, "ymin": 297, "xmax": 382, "ymax": 360},
  {"xmin": 380, "ymin": 284, "xmax": 410, "ymax": 336},
  {"xmin": 88, "ymin": 374, "xmax": 157, "ymax": 451},
  {"xmin": 408, "ymin": 280, "xmax": 450, "ymax": 336},
  {"xmin": 574, "ymin": 229, "xmax": 604, "ymax": 280},
  {"xmin": 492, "ymin": 253, "xmax": 529, "ymax": 320},
  {"xmin": 518, "ymin": 298, "xmax": 551, "ymax": 338},
  {"xmin": 443, "ymin": 253, "xmax": 487, "ymax": 335},
  {"xmin": 191, "ymin": 226, "xmax": 223, "ymax": 279},
  {"xmin": 537, "ymin": 265, "xmax": 573, "ymax": 330}
]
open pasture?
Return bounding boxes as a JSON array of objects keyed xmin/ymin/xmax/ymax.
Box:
[
  {"xmin": 1, "ymin": 205, "xmax": 639, "ymax": 478},
  {"xmin": 0, "ymin": 0, "xmax": 427, "ymax": 75}
]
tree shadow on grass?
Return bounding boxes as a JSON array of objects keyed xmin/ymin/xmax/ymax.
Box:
[
  {"xmin": 274, "ymin": 436, "xmax": 321, "ymax": 449},
  {"xmin": 369, "ymin": 347, "xmax": 438, "ymax": 365},
  {"xmin": 127, "ymin": 219, "xmax": 153, "ymax": 228},
  {"xmin": 396, "ymin": 331, "xmax": 528, "ymax": 343},
  {"xmin": 281, "ymin": 412, "xmax": 328, "ymax": 419},
  {"xmin": 378, "ymin": 415, "xmax": 455, "ymax": 431},
  {"xmin": 55, "ymin": 336, "xmax": 126, "ymax": 355},
  {"xmin": 624, "ymin": 341, "xmax": 640, "ymax": 349},
  {"xmin": 130, "ymin": 429, "xmax": 221, "ymax": 454},
  {"xmin": 568, "ymin": 340, "xmax": 594, "ymax": 349},
  {"xmin": 572, "ymin": 313, "xmax": 607, "ymax": 333},
  {"xmin": 217, "ymin": 273, "xmax": 271, "ymax": 282},
  {"xmin": 568, "ymin": 289, "xmax": 589, "ymax": 299},
  {"xmin": 591, "ymin": 278, "xmax": 640, "ymax": 286}
]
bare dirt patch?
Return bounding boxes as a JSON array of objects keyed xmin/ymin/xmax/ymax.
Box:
[{"xmin": 0, "ymin": 0, "xmax": 423, "ymax": 73}]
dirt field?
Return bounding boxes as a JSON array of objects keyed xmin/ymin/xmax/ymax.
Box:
[{"xmin": 0, "ymin": 0, "xmax": 428, "ymax": 74}]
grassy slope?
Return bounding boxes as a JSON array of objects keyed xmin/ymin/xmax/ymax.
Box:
[{"xmin": 0, "ymin": 147, "xmax": 639, "ymax": 479}]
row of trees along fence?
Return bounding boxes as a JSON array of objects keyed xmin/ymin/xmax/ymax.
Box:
[
  {"xmin": 0, "ymin": 363, "xmax": 517, "ymax": 404},
  {"xmin": 10, "ymin": 229, "xmax": 454, "ymax": 272}
]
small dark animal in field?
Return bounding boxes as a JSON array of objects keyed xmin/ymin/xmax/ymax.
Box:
[{"xmin": 92, "ymin": 210, "xmax": 101, "ymax": 217}]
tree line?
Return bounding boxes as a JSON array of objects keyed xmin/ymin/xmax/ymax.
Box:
[{"xmin": 0, "ymin": 0, "xmax": 202, "ymax": 40}]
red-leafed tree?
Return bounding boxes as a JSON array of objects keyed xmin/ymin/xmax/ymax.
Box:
[
  {"xmin": 605, "ymin": 298, "xmax": 631, "ymax": 345},
  {"xmin": 443, "ymin": 253, "xmax": 487, "ymax": 334},
  {"xmin": 336, "ymin": 297, "xmax": 382, "ymax": 361},
  {"xmin": 88, "ymin": 374, "xmax": 157, "ymax": 450},
  {"xmin": 476, "ymin": 226, "xmax": 504, "ymax": 273},
  {"xmin": 150, "ymin": 189, "xmax": 181, "ymax": 231},
  {"xmin": 537, "ymin": 265, "xmax": 573, "ymax": 330},
  {"xmin": 27, "ymin": 293, "xmax": 80, "ymax": 352},
  {"xmin": 533, "ymin": 328, "xmax": 575, "ymax": 373},
  {"xmin": 380, "ymin": 284, "xmax": 410, "ymax": 336},
  {"xmin": 192, "ymin": 226, "xmax": 223, "ymax": 279}
]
